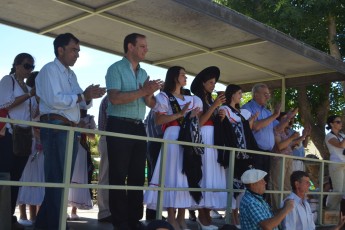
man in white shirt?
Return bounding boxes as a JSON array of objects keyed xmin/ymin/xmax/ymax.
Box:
[
  {"xmin": 281, "ymin": 171, "xmax": 315, "ymax": 230},
  {"xmin": 34, "ymin": 33, "xmax": 105, "ymax": 229}
]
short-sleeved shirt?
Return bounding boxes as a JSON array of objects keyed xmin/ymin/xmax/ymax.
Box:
[
  {"xmin": 0, "ymin": 74, "xmax": 38, "ymax": 130},
  {"xmin": 105, "ymin": 57, "xmax": 148, "ymax": 120},
  {"xmin": 281, "ymin": 192, "xmax": 315, "ymax": 230},
  {"xmin": 325, "ymin": 132, "xmax": 345, "ymax": 162},
  {"xmin": 242, "ymin": 100, "xmax": 278, "ymax": 151},
  {"xmin": 240, "ymin": 189, "xmax": 277, "ymax": 230},
  {"xmin": 154, "ymin": 92, "xmax": 202, "ymax": 116}
]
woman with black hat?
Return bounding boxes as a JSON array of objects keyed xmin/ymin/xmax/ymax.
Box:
[
  {"xmin": 144, "ymin": 66, "xmax": 202, "ymax": 230},
  {"xmin": 190, "ymin": 66, "xmax": 227, "ymax": 229}
]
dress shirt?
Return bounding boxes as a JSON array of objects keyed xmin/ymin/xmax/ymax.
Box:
[
  {"xmin": 281, "ymin": 192, "xmax": 315, "ymax": 230},
  {"xmin": 105, "ymin": 57, "xmax": 148, "ymax": 120},
  {"xmin": 36, "ymin": 58, "xmax": 91, "ymax": 123},
  {"xmin": 240, "ymin": 189, "xmax": 278, "ymax": 230},
  {"xmin": 242, "ymin": 100, "xmax": 278, "ymax": 151}
]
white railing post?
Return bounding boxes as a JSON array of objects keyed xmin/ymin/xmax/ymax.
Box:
[{"xmin": 156, "ymin": 141, "xmax": 168, "ymax": 219}]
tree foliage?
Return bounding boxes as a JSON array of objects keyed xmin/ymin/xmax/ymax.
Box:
[{"xmin": 214, "ymin": 0, "xmax": 345, "ymax": 158}]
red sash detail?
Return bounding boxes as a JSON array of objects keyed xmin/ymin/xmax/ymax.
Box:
[{"xmin": 162, "ymin": 120, "xmax": 179, "ymax": 132}]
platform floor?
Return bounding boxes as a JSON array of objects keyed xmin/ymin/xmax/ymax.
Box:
[{"xmin": 15, "ymin": 205, "xmax": 336, "ymax": 230}]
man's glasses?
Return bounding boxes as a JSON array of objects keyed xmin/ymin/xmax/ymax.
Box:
[
  {"xmin": 333, "ymin": 120, "xmax": 342, "ymax": 124},
  {"xmin": 23, "ymin": 63, "xmax": 35, "ymax": 70}
]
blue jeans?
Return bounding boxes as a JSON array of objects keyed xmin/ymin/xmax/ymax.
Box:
[{"xmin": 35, "ymin": 120, "xmax": 78, "ymax": 229}]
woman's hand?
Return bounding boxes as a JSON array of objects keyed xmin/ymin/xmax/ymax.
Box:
[
  {"xmin": 214, "ymin": 94, "xmax": 226, "ymax": 107},
  {"xmin": 218, "ymin": 109, "xmax": 226, "ymax": 121}
]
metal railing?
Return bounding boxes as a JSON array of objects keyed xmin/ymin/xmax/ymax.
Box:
[{"xmin": 0, "ymin": 117, "xmax": 342, "ymax": 229}]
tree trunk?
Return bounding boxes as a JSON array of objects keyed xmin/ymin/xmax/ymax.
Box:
[{"xmin": 297, "ymin": 85, "xmax": 330, "ymax": 159}]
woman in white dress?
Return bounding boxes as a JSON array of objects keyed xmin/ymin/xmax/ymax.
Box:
[
  {"xmin": 0, "ymin": 53, "xmax": 38, "ymax": 228},
  {"xmin": 68, "ymin": 112, "xmax": 95, "ymax": 219},
  {"xmin": 216, "ymin": 84, "xmax": 259, "ymax": 227},
  {"xmin": 190, "ymin": 66, "xmax": 227, "ymax": 230},
  {"xmin": 144, "ymin": 66, "xmax": 202, "ymax": 230}
]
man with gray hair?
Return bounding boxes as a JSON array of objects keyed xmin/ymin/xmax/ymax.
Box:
[{"xmin": 242, "ymin": 83, "xmax": 281, "ymax": 175}]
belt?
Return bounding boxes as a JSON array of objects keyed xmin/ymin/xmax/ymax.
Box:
[
  {"xmin": 40, "ymin": 114, "xmax": 77, "ymax": 127},
  {"xmin": 112, "ymin": 116, "xmax": 143, "ymax": 125}
]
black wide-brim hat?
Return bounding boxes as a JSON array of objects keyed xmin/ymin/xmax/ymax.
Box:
[{"xmin": 191, "ymin": 66, "xmax": 220, "ymax": 95}]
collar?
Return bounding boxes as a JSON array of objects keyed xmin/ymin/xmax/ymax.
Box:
[
  {"xmin": 247, "ymin": 188, "xmax": 264, "ymax": 199},
  {"xmin": 250, "ymin": 99, "xmax": 266, "ymax": 109},
  {"xmin": 290, "ymin": 192, "xmax": 306, "ymax": 203},
  {"xmin": 123, "ymin": 57, "xmax": 141, "ymax": 71},
  {"xmin": 54, "ymin": 58, "xmax": 70, "ymax": 74}
]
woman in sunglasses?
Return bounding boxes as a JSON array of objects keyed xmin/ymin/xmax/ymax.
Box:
[
  {"xmin": 0, "ymin": 53, "xmax": 38, "ymax": 228},
  {"xmin": 325, "ymin": 115, "xmax": 345, "ymax": 211}
]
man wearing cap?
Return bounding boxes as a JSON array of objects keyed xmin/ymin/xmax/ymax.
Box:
[
  {"xmin": 239, "ymin": 169, "xmax": 294, "ymax": 230},
  {"xmin": 281, "ymin": 171, "xmax": 315, "ymax": 230}
]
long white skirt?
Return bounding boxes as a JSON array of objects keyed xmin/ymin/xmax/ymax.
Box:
[
  {"xmin": 17, "ymin": 142, "xmax": 45, "ymax": 205},
  {"xmin": 144, "ymin": 126, "xmax": 195, "ymax": 210},
  {"xmin": 198, "ymin": 125, "xmax": 227, "ymax": 210},
  {"xmin": 68, "ymin": 142, "xmax": 93, "ymax": 210}
]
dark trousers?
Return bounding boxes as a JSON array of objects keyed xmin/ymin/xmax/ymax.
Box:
[
  {"xmin": 106, "ymin": 117, "xmax": 147, "ymax": 227},
  {"xmin": 146, "ymin": 140, "xmax": 162, "ymax": 219},
  {"xmin": 146, "ymin": 140, "xmax": 162, "ymax": 182}
]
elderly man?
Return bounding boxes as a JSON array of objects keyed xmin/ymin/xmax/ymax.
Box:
[
  {"xmin": 239, "ymin": 169, "xmax": 294, "ymax": 230},
  {"xmin": 281, "ymin": 171, "xmax": 315, "ymax": 230},
  {"xmin": 242, "ymin": 83, "xmax": 281, "ymax": 176}
]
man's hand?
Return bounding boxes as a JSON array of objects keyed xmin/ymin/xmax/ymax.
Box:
[
  {"xmin": 83, "ymin": 84, "xmax": 106, "ymax": 101},
  {"xmin": 140, "ymin": 78, "xmax": 163, "ymax": 96},
  {"xmin": 283, "ymin": 199, "xmax": 294, "ymax": 212}
]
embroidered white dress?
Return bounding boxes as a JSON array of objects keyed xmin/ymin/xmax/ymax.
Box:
[
  {"xmin": 198, "ymin": 113, "xmax": 227, "ymax": 209},
  {"xmin": 144, "ymin": 92, "xmax": 202, "ymax": 209}
]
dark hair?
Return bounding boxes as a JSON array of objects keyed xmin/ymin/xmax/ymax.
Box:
[
  {"xmin": 163, "ymin": 66, "xmax": 185, "ymax": 93},
  {"xmin": 123, "ymin": 33, "xmax": 146, "ymax": 53},
  {"xmin": 290, "ymin": 170, "xmax": 309, "ymax": 191},
  {"xmin": 54, "ymin": 33, "xmax": 79, "ymax": 57},
  {"xmin": 326, "ymin": 115, "xmax": 340, "ymax": 130},
  {"xmin": 277, "ymin": 112, "xmax": 287, "ymax": 121},
  {"xmin": 26, "ymin": 71, "xmax": 39, "ymax": 87},
  {"xmin": 9, "ymin": 53, "xmax": 34, "ymax": 74},
  {"xmin": 183, "ymin": 88, "xmax": 191, "ymax": 96},
  {"xmin": 193, "ymin": 77, "xmax": 218, "ymax": 114},
  {"xmin": 225, "ymin": 84, "xmax": 242, "ymax": 109}
]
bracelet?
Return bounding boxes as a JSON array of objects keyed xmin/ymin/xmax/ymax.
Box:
[
  {"xmin": 80, "ymin": 93, "xmax": 85, "ymax": 101},
  {"xmin": 27, "ymin": 92, "xmax": 31, "ymax": 97}
]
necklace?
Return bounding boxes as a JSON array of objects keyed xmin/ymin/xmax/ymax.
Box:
[{"xmin": 13, "ymin": 74, "xmax": 28, "ymax": 93}]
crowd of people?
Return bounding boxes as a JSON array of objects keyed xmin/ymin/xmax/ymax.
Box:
[{"xmin": 1, "ymin": 31, "xmax": 345, "ymax": 230}]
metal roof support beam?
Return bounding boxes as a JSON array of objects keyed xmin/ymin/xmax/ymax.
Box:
[{"xmin": 40, "ymin": 0, "xmax": 134, "ymax": 34}]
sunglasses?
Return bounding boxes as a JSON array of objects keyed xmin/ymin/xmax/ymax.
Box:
[
  {"xmin": 333, "ymin": 120, "xmax": 342, "ymax": 124},
  {"xmin": 23, "ymin": 63, "xmax": 35, "ymax": 70}
]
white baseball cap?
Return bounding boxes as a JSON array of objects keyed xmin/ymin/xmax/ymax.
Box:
[{"xmin": 241, "ymin": 169, "xmax": 267, "ymax": 184}]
